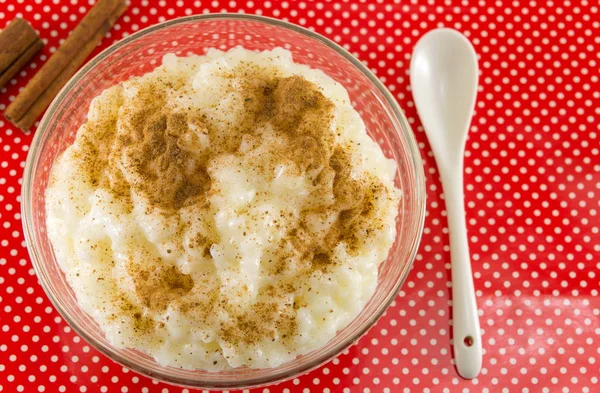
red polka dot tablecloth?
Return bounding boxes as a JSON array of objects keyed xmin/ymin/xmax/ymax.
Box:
[{"xmin": 1, "ymin": 1, "xmax": 599, "ymax": 392}]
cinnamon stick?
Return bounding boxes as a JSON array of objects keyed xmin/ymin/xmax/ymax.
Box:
[
  {"xmin": 0, "ymin": 18, "xmax": 43, "ymax": 89},
  {"xmin": 4, "ymin": 0, "xmax": 127, "ymax": 130}
]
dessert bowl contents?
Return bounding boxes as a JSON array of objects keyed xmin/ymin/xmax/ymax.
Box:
[{"xmin": 45, "ymin": 47, "xmax": 401, "ymax": 370}]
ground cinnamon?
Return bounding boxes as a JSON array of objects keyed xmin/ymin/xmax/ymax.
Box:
[
  {"xmin": 4, "ymin": 0, "xmax": 127, "ymax": 130},
  {"xmin": 71, "ymin": 62, "xmax": 391, "ymax": 347},
  {"xmin": 0, "ymin": 18, "xmax": 43, "ymax": 90}
]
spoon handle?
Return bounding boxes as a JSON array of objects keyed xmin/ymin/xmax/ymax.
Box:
[{"xmin": 442, "ymin": 172, "xmax": 482, "ymax": 379}]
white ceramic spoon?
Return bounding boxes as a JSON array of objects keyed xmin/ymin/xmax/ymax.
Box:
[{"xmin": 409, "ymin": 28, "xmax": 482, "ymax": 379}]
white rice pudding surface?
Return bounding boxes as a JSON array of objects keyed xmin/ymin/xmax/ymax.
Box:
[{"xmin": 46, "ymin": 47, "xmax": 401, "ymax": 370}]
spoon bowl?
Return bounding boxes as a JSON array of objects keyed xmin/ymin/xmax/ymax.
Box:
[{"xmin": 410, "ymin": 28, "xmax": 478, "ymax": 170}]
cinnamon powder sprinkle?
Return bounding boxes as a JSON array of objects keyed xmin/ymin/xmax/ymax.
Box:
[{"xmin": 71, "ymin": 61, "xmax": 394, "ymax": 350}]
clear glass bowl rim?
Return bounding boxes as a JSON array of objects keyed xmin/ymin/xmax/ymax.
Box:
[{"xmin": 22, "ymin": 13, "xmax": 426, "ymax": 389}]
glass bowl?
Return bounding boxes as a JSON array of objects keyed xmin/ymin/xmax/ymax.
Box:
[{"xmin": 22, "ymin": 14, "xmax": 426, "ymax": 389}]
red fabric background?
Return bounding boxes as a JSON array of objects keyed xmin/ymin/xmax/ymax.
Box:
[{"xmin": 0, "ymin": 1, "xmax": 599, "ymax": 392}]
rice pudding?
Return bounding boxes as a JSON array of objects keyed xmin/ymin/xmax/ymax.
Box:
[{"xmin": 45, "ymin": 47, "xmax": 401, "ymax": 370}]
